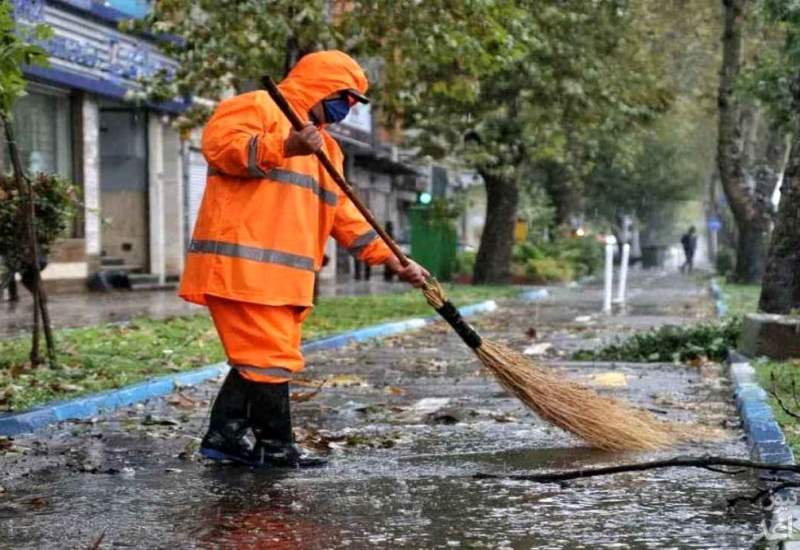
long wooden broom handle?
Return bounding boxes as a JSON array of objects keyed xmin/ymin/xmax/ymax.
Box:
[{"xmin": 262, "ymin": 77, "xmax": 411, "ymax": 268}]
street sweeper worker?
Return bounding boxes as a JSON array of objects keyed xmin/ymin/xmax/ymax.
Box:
[{"xmin": 178, "ymin": 50, "xmax": 428, "ymax": 468}]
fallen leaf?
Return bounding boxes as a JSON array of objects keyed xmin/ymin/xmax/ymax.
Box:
[
  {"xmin": 50, "ymin": 383, "xmax": 83, "ymax": 393},
  {"xmin": 167, "ymin": 393, "xmax": 196, "ymax": 410},
  {"xmin": 293, "ymin": 377, "xmax": 326, "ymax": 388},
  {"xmin": 291, "ymin": 380, "xmax": 326, "ymax": 403},
  {"xmin": 327, "ymin": 374, "xmax": 369, "ymax": 388},
  {"xmin": 523, "ymin": 342, "xmax": 552, "ymax": 356},
  {"xmin": 141, "ymin": 415, "xmax": 179, "ymax": 426},
  {"xmin": 587, "ymin": 372, "xmax": 628, "ymax": 388},
  {"xmin": 688, "ymin": 356, "xmax": 710, "ymax": 368},
  {"xmin": 491, "ymin": 413, "xmax": 517, "ymax": 423},
  {"xmin": 28, "ymin": 497, "xmax": 48, "ymax": 509}
]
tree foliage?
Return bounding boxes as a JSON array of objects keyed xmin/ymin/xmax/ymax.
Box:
[
  {"xmin": 0, "ymin": 173, "xmax": 79, "ymax": 272},
  {"xmin": 0, "ymin": 0, "xmax": 51, "ymax": 117},
  {"xmin": 134, "ymin": 1, "xmax": 700, "ymax": 282}
]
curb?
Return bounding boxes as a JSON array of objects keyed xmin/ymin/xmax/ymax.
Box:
[
  {"xmin": 0, "ymin": 292, "xmax": 549, "ymax": 437},
  {"xmin": 710, "ymin": 278, "xmax": 728, "ymax": 317},
  {"xmin": 714, "ymin": 281, "xmax": 800, "ymax": 545},
  {"xmin": 727, "ymin": 351, "xmax": 795, "ymax": 466}
]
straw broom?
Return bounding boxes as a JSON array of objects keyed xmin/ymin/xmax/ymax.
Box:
[{"xmin": 264, "ymin": 78, "xmax": 674, "ymax": 452}]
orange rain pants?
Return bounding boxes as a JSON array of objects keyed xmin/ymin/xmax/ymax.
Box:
[{"xmin": 206, "ymin": 295, "xmax": 310, "ymax": 384}]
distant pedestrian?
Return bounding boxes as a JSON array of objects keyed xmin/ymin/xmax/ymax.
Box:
[{"xmin": 680, "ymin": 226, "xmax": 697, "ymax": 274}]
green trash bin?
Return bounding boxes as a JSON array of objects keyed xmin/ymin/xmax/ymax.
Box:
[{"xmin": 410, "ymin": 206, "xmax": 457, "ymax": 281}]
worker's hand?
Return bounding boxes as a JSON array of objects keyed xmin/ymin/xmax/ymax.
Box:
[
  {"xmin": 386, "ymin": 256, "xmax": 429, "ymax": 288},
  {"xmin": 284, "ymin": 122, "xmax": 323, "ymax": 157}
]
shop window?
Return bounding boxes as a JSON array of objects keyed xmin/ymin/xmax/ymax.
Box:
[
  {"xmin": 1, "ymin": 85, "xmax": 77, "ymax": 236},
  {"xmin": 2, "ymin": 87, "xmax": 73, "ymax": 180}
]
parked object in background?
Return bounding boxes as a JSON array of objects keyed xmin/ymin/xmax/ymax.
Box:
[
  {"xmin": 410, "ymin": 205, "xmax": 458, "ymax": 282},
  {"xmin": 86, "ymin": 269, "xmax": 132, "ymax": 292},
  {"xmin": 680, "ymin": 227, "xmax": 698, "ymax": 274}
]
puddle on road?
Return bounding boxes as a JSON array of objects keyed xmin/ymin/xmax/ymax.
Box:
[{"xmin": 0, "ymin": 425, "xmax": 763, "ymax": 549}]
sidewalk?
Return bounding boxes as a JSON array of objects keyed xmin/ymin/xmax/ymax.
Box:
[
  {"xmin": 0, "ymin": 278, "xmax": 404, "ymax": 338},
  {"xmin": 0, "ymin": 272, "xmax": 762, "ymax": 548}
]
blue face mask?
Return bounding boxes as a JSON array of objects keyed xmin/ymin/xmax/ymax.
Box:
[{"xmin": 322, "ymin": 97, "xmax": 351, "ymax": 124}]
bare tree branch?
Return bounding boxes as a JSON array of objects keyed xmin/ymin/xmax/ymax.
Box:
[
  {"xmin": 769, "ymin": 371, "xmax": 800, "ymax": 420},
  {"xmin": 474, "ymin": 456, "xmax": 800, "ymax": 483}
]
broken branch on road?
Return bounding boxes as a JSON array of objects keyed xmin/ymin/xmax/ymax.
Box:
[{"xmin": 474, "ymin": 455, "xmax": 800, "ymax": 483}]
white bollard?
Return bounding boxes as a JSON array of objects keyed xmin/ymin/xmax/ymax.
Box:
[
  {"xmin": 603, "ymin": 235, "xmax": 616, "ymax": 313},
  {"xmin": 616, "ymin": 242, "xmax": 630, "ymax": 305}
]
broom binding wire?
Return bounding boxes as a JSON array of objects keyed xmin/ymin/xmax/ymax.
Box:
[{"xmin": 435, "ymin": 301, "xmax": 482, "ymax": 349}]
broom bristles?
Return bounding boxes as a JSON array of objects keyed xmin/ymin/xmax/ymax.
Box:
[
  {"xmin": 476, "ymin": 340, "xmax": 674, "ymax": 451},
  {"xmin": 422, "ymin": 279, "xmax": 677, "ymax": 452}
]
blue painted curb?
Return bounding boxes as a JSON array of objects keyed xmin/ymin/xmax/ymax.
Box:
[
  {"xmin": 0, "ymin": 298, "xmax": 506, "ymax": 436},
  {"xmin": 710, "ymin": 278, "xmax": 728, "ymax": 317},
  {"xmin": 714, "ymin": 280, "xmax": 795, "ymax": 467},
  {"xmin": 0, "ymin": 364, "xmax": 228, "ymax": 437}
]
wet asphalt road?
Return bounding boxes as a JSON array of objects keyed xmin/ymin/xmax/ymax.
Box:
[{"xmin": 0, "ymin": 272, "xmax": 764, "ymax": 548}]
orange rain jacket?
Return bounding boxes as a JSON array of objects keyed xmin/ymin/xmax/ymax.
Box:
[{"xmin": 179, "ymin": 51, "xmax": 393, "ymax": 308}]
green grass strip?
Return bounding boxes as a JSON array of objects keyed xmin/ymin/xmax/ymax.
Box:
[
  {"xmin": 719, "ymin": 281, "xmax": 760, "ymax": 317},
  {"xmin": 755, "ymin": 360, "xmax": 800, "ymax": 456},
  {"xmin": 0, "ymin": 284, "xmax": 518, "ymax": 411}
]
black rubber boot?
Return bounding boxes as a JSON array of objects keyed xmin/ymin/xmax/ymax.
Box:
[
  {"xmin": 199, "ymin": 369, "xmax": 256, "ymax": 464},
  {"xmin": 248, "ymin": 382, "xmax": 327, "ymax": 469}
]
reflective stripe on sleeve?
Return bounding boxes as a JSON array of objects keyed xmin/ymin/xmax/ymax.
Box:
[
  {"xmin": 247, "ymin": 135, "xmax": 269, "ymax": 178},
  {"xmin": 348, "ymin": 230, "xmax": 379, "ymax": 257}
]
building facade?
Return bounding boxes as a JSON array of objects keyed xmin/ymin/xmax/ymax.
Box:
[
  {"xmin": 8, "ymin": 0, "xmax": 185, "ymax": 291},
  {"xmin": 9, "ymin": 1, "xmax": 475, "ymax": 291}
]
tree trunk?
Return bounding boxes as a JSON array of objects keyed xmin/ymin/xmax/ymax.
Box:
[
  {"xmin": 717, "ymin": 0, "xmax": 770, "ymax": 283},
  {"xmin": 760, "ymin": 129, "xmax": 800, "ymax": 313},
  {"xmin": 735, "ymin": 220, "xmax": 770, "ymax": 283},
  {"xmin": 540, "ymin": 160, "xmax": 581, "ymax": 228},
  {"xmin": 2, "ymin": 115, "xmax": 56, "ymax": 365},
  {"xmin": 473, "ymin": 170, "xmax": 518, "ymax": 284}
]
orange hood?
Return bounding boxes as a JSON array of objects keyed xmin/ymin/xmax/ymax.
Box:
[{"xmin": 278, "ymin": 50, "xmax": 369, "ymax": 122}]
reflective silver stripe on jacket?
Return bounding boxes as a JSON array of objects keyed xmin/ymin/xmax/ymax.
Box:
[
  {"xmin": 348, "ymin": 230, "xmax": 378, "ymax": 257},
  {"xmin": 233, "ymin": 364, "xmax": 294, "ymax": 380},
  {"xmin": 247, "ymin": 135, "xmax": 269, "ymax": 178},
  {"xmin": 208, "ymin": 152, "xmax": 338, "ymax": 207},
  {"xmin": 267, "ymin": 168, "xmax": 338, "ymax": 206},
  {"xmin": 188, "ymin": 239, "xmax": 314, "ymax": 271}
]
